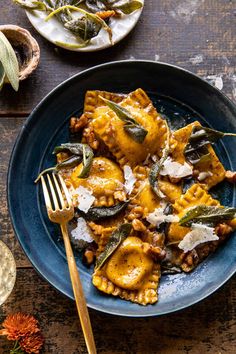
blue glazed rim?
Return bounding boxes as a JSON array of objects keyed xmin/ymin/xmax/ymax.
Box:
[{"xmin": 7, "ymin": 60, "xmax": 236, "ymax": 317}]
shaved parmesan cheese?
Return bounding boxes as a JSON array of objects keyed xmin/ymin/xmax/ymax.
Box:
[
  {"xmin": 198, "ymin": 171, "xmax": 213, "ymax": 181},
  {"xmin": 160, "ymin": 157, "xmax": 193, "ymax": 178},
  {"xmin": 124, "ymin": 165, "xmax": 136, "ymax": 195},
  {"xmin": 71, "ymin": 217, "xmax": 93, "ymax": 243},
  {"xmin": 146, "ymin": 207, "xmax": 179, "ymax": 227},
  {"xmin": 178, "ymin": 223, "xmax": 219, "ymax": 253},
  {"xmin": 74, "ymin": 186, "xmax": 95, "ymax": 213}
]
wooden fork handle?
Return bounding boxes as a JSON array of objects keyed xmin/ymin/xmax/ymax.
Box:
[{"xmin": 60, "ymin": 223, "xmax": 97, "ymax": 354}]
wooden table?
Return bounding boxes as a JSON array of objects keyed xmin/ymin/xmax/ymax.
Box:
[{"xmin": 1, "ymin": 1, "xmax": 236, "ymax": 353}]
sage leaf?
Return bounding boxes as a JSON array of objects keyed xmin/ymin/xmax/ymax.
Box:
[
  {"xmin": 76, "ymin": 202, "xmax": 128, "ymax": 221},
  {"xmin": 185, "ymin": 125, "xmax": 236, "ymax": 165},
  {"xmin": 179, "ymin": 205, "xmax": 236, "ymax": 227},
  {"xmin": 0, "ymin": 32, "xmax": 19, "ymax": 91},
  {"xmin": 13, "ymin": 0, "xmax": 49, "ymax": 10},
  {"xmin": 95, "ymin": 223, "xmax": 132, "ymax": 270},
  {"xmin": 53, "ymin": 142, "xmax": 94, "ymax": 178},
  {"xmin": 114, "ymin": 0, "xmax": 143, "ymax": 14},
  {"xmin": 65, "ymin": 16, "xmax": 102, "ymax": 40},
  {"xmin": 100, "ymin": 96, "xmax": 148, "ymax": 143},
  {"xmin": 85, "ymin": 0, "xmax": 106, "ymax": 13},
  {"xmin": 149, "ymin": 121, "xmax": 170, "ymax": 198},
  {"xmin": 0, "ymin": 62, "xmax": 5, "ymax": 90}
]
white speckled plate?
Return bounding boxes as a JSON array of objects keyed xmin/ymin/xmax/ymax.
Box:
[
  {"xmin": 0, "ymin": 241, "xmax": 16, "ymax": 305},
  {"xmin": 25, "ymin": 1, "xmax": 144, "ymax": 52}
]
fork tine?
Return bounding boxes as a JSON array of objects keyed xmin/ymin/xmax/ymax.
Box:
[
  {"xmin": 41, "ymin": 175, "xmax": 52, "ymax": 210},
  {"xmin": 53, "ymin": 174, "xmax": 65, "ymax": 208},
  {"xmin": 47, "ymin": 174, "xmax": 59, "ymax": 210},
  {"xmin": 58, "ymin": 174, "xmax": 72, "ymax": 206}
]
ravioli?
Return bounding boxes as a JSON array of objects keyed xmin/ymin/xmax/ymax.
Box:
[
  {"xmin": 171, "ymin": 121, "xmax": 225, "ymax": 188},
  {"xmin": 93, "ymin": 236, "xmax": 161, "ymax": 305},
  {"xmin": 89, "ymin": 88, "xmax": 167, "ymax": 167}
]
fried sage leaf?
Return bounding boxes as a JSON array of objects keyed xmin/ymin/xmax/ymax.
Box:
[
  {"xmin": 100, "ymin": 96, "xmax": 148, "ymax": 143},
  {"xmin": 95, "ymin": 223, "xmax": 132, "ymax": 270},
  {"xmin": 13, "ymin": 0, "xmax": 50, "ymax": 10},
  {"xmin": 65, "ymin": 16, "xmax": 102, "ymax": 40},
  {"xmin": 53, "ymin": 142, "xmax": 94, "ymax": 178},
  {"xmin": 0, "ymin": 31, "xmax": 19, "ymax": 91},
  {"xmin": 77, "ymin": 202, "xmax": 128, "ymax": 221},
  {"xmin": 179, "ymin": 205, "xmax": 236, "ymax": 227},
  {"xmin": 114, "ymin": 0, "xmax": 143, "ymax": 14},
  {"xmin": 149, "ymin": 121, "xmax": 170, "ymax": 198},
  {"xmin": 85, "ymin": 0, "xmax": 106, "ymax": 13},
  {"xmin": 35, "ymin": 143, "xmax": 93, "ymax": 182},
  {"xmin": 46, "ymin": 5, "xmax": 113, "ymax": 43},
  {"xmin": 185, "ymin": 125, "xmax": 236, "ymax": 165}
]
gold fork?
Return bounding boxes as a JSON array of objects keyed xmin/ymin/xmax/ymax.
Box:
[{"xmin": 40, "ymin": 173, "xmax": 97, "ymax": 354}]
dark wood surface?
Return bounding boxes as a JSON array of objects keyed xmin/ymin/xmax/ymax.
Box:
[{"xmin": 0, "ymin": 0, "xmax": 236, "ymax": 353}]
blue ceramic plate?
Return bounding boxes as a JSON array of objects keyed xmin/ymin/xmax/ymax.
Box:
[{"xmin": 8, "ymin": 60, "xmax": 236, "ymax": 317}]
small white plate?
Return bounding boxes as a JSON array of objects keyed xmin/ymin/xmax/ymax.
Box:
[
  {"xmin": 0, "ymin": 240, "xmax": 16, "ymax": 305},
  {"xmin": 26, "ymin": 1, "xmax": 144, "ymax": 52}
]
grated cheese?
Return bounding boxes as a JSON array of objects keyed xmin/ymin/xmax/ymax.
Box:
[
  {"xmin": 160, "ymin": 157, "xmax": 193, "ymax": 178},
  {"xmin": 74, "ymin": 186, "xmax": 95, "ymax": 213},
  {"xmin": 124, "ymin": 165, "xmax": 136, "ymax": 195},
  {"xmin": 146, "ymin": 207, "xmax": 179, "ymax": 227},
  {"xmin": 178, "ymin": 223, "xmax": 219, "ymax": 253},
  {"xmin": 71, "ymin": 217, "xmax": 93, "ymax": 243},
  {"xmin": 198, "ymin": 171, "xmax": 213, "ymax": 181}
]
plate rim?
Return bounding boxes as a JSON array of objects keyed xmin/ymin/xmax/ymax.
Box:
[
  {"xmin": 7, "ymin": 60, "xmax": 236, "ymax": 317},
  {"xmin": 25, "ymin": 1, "xmax": 144, "ymax": 52}
]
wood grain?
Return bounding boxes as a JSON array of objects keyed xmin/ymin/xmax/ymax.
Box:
[
  {"xmin": 0, "ymin": 269, "xmax": 235, "ymax": 354},
  {"xmin": 0, "ymin": 1, "xmax": 236, "ymax": 353},
  {"xmin": 0, "ymin": 0, "xmax": 235, "ymax": 114}
]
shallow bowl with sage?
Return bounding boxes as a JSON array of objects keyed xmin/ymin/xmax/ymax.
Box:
[
  {"xmin": 13, "ymin": 0, "xmax": 144, "ymax": 51},
  {"xmin": 35, "ymin": 87, "xmax": 236, "ymax": 306}
]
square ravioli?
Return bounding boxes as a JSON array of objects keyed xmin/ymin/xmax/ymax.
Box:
[
  {"xmin": 171, "ymin": 121, "xmax": 225, "ymax": 188},
  {"xmin": 168, "ymin": 183, "xmax": 220, "ymax": 243},
  {"xmin": 92, "ymin": 228, "xmax": 161, "ymax": 305},
  {"xmin": 87, "ymin": 88, "xmax": 168, "ymax": 167}
]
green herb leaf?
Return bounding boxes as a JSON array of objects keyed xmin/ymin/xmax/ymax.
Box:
[
  {"xmin": 0, "ymin": 32, "xmax": 19, "ymax": 91},
  {"xmin": 79, "ymin": 145, "xmax": 94, "ymax": 178},
  {"xmin": 114, "ymin": 0, "xmax": 143, "ymax": 14},
  {"xmin": 77, "ymin": 202, "xmax": 128, "ymax": 221},
  {"xmin": 95, "ymin": 223, "xmax": 132, "ymax": 270},
  {"xmin": 13, "ymin": 0, "xmax": 49, "ymax": 10},
  {"xmin": 185, "ymin": 125, "xmax": 236, "ymax": 165},
  {"xmin": 54, "ymin": 142, "xmax": 94, "ymax": 178},
  {"xmin": 100, "ymin": 96, "xmax": 148, "ymax": 143},
  {"xmin": 149, "ymin": 121, "xmax": 170, "ymax": 198},
  {"xmin": 179, "ymin": 205, "xmax": 236, "ymax": 227},
  {"xmin": 85, "ymin": 0, "xmax": 106, "ymax": 13},
  {"xmin": 65, "ymin": 16, "xmax": 102, "ymax": 40},
  {"xmin": 0, "ymin": 62, "xmax": 5, "ymax": 90}
]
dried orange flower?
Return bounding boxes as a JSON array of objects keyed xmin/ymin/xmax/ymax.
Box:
[
  {"xmin": 0, "ymin": 313, "xmax": 39, "ymax": 341},
  {"xmin": 20, "ymin": 332, "xmax": 44, "ymax": 354}
]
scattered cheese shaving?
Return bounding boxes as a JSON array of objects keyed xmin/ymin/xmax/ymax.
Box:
[
  {"xmin": 178, "ymin": 223, "xmax": 219, "ymax": 253},
  {"xmin": 71, "ymin": 217, "xmax": 94, "ymax": 243},
  {"xmin": 74, "ymin": 186, "xmax": 95, "ymax": 213},
  {"xmin": 146, "ymin": 207, "xmax": 179, "ymax": 227},
  {"xmin": 198, "ymin": 171, "xmax": 213, "ymax": 181},
  {"xmin": 124, "ymin": 165, "xmax": 136, "ymax": 195},
  {"xmin": 160, "ymin": 157, "xmax": 193, "ymax": 178}
]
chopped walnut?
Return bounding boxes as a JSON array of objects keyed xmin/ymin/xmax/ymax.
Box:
[
  {"xmin": 70, "ymin": 114, "xmax": 88, "ymax": 133},
  {"xmin": 225, "ymin": 170, "xmax": 236, "ymax": 183},
  {"xmin": 83, "ymin": 249, "xmax": 95, "ymax": 266},
  {"xmin": 83, "ymin": 125, "xmax": 99, "ymax": 150},
  {"xmin": 143, "ymin": 244, "xmax": 166, "ymax": 261},
  {"xmin": 132, "ymin": 219, "xmax": 146, "ymax": 232},
  {"xmin": 215, "ymin": 223, "xmax": 233, "ymax": 236},
  {"xmin": 114, "ymin": 190, "xmax": 127, "ymax": 202}
]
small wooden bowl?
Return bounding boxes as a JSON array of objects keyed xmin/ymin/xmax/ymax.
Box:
[{"xmin": 0, "ymin": 24, "xmax": 40, "ymax": 81}]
